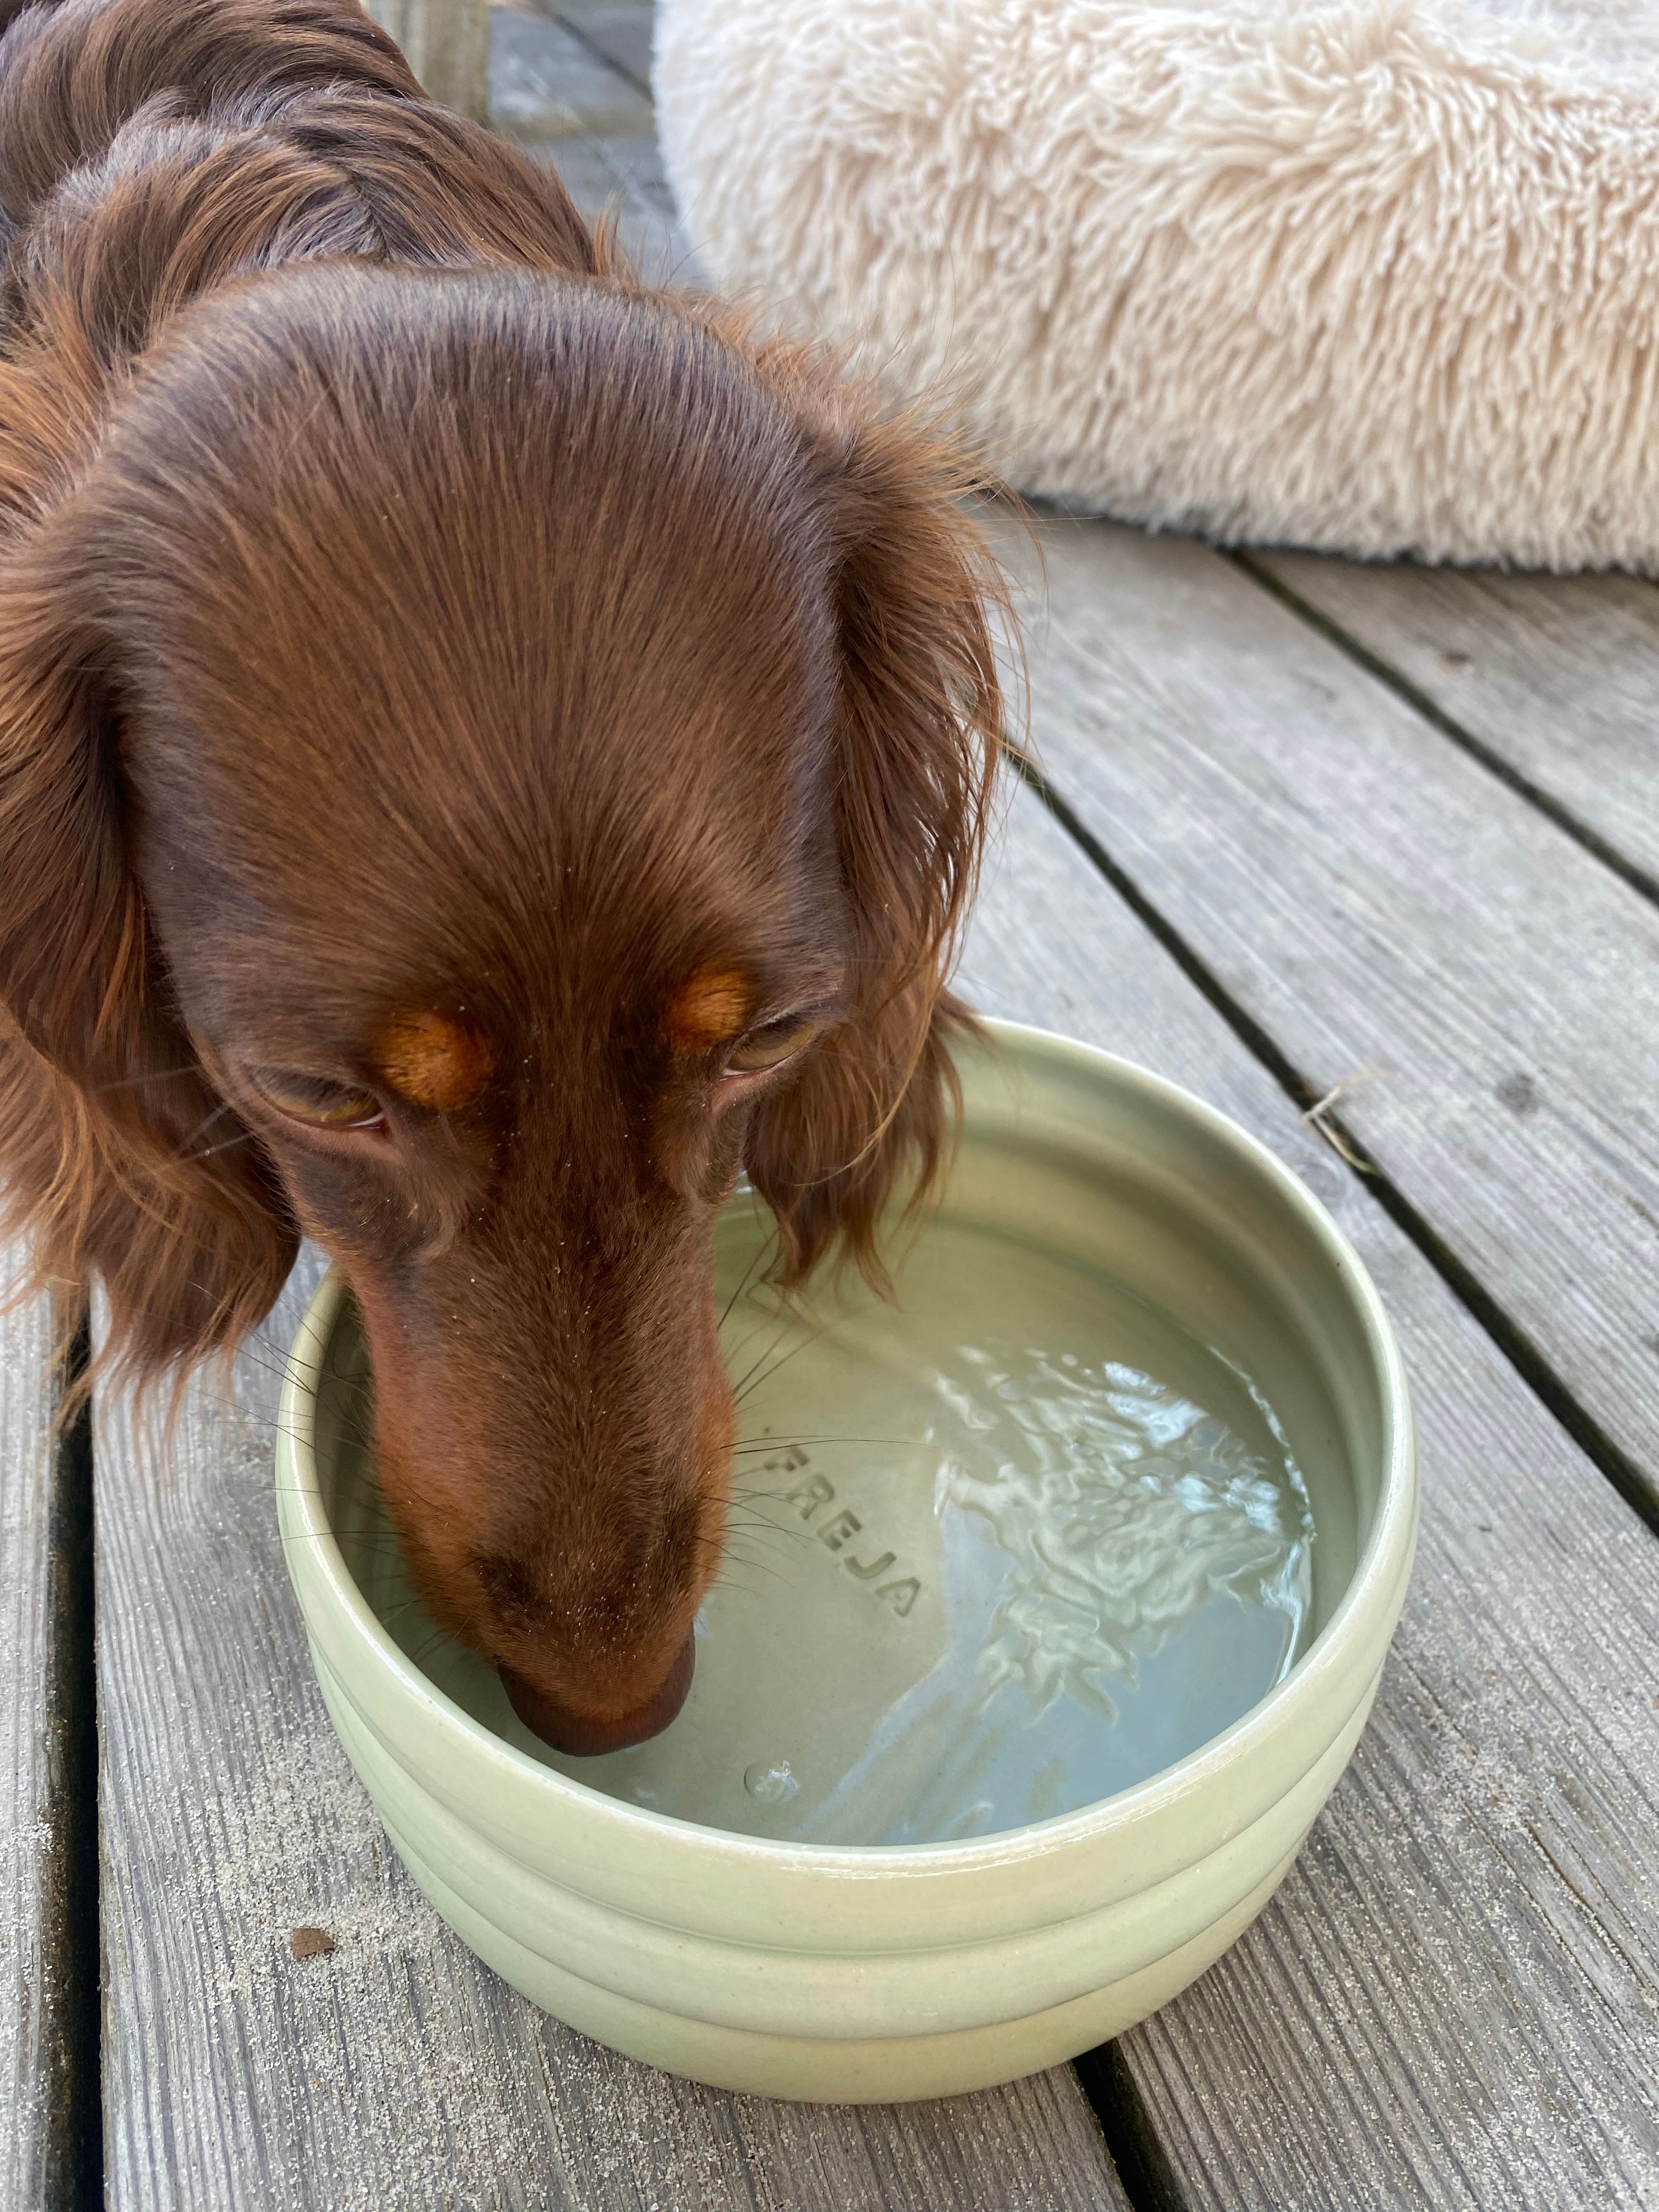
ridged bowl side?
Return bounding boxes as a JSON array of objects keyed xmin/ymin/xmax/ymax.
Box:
[{"xmin": 276, "ymin": 1024, "xmax": 1417, "ymax": 2100}]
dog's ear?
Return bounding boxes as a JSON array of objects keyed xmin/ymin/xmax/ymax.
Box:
[
  {"xmin": 0, "ymin": 547, "xmax": 297, "ymax": 1389},
  {"xmin": 744, "ymin": 402, "xmax": 1006, "ymax": 1286}
]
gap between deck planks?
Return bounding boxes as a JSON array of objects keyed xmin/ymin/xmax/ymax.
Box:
[
  {"xmin": 545, "ymin": 1, "xmax": 654, "ymax": 97},
  {"xmin": 93, "ymin": 1234, "xmax": 1131, "ymax": 2210},
  {"xmin": 0, "ymin": 1259, "xmax": 59, "ymax": 2205},
  {"xmin": 0, "ymin": 1257, "xmax": 100, "ymax": 2212},
  {"xmin": 997, "ymin": 515, "xmax": 1659, "ymax": 1529},
  {"xmin": 957, "ymin": 794, "xmax": 1659, "ymax": 2211},
  {"xmin": 1248, "ymin": 551, "xmax": 1659, "ymax": 904}
]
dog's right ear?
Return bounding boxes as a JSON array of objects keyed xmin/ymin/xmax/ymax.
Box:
[{"xmin": 0, "ymin": 538, "xmax": 297, "ymax": 1389}]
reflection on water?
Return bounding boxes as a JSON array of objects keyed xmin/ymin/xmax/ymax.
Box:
[{"xmin": 793, "ymin": 1341, "xmax": 1313, "ymax": 1844}]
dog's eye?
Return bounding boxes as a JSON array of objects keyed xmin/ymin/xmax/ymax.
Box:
[
  {"xmin": 247, "ymin": 1070, "xmax": 386, "ymax": 1132},
  {"xmin": 725, "ymin": 1019, "xmax": 817, "ymax": 1075}
]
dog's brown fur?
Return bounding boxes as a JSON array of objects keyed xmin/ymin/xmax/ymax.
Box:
[{"xmin": 0, "ymin": 0, "xmax": 1003, "ymax": 1747}]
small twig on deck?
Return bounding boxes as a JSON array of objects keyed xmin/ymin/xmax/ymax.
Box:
[{"xmin": 1302, "ymin": 1070, "xmax": 1383, "ymax": 1171}]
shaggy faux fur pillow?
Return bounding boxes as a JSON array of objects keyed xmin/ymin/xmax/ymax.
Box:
[{"xmin": 656, "ymin": 0, "xmax": 1659, "ymax": 569}]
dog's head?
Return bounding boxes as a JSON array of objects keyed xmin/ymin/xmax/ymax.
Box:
[{"xmin": 0, "ymin": 265, "xmax": 1002, "ymax": 1749}]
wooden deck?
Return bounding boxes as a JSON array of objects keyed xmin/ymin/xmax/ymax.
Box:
[{"xmin": 4, "ymin": 4, "xmax": 1658, "ymax": 2205}]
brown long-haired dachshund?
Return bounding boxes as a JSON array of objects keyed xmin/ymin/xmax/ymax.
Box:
[{"xmin": 0, "ymin": 0, "xmax": 1003, "ymax": 1753}]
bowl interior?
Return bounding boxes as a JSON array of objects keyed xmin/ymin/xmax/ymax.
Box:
[{"xmin": 312, "ymin": 1030, "xmax": 1385, "ymax": 1848}]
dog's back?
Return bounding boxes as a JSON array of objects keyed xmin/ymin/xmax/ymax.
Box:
[{"xmin": 0, "ymin": 0, "xmax": 597, "ymax": 504}]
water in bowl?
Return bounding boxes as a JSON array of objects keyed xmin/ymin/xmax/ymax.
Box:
[{"xmin": 342, "ymin": 1197, "xmax": 1317, "ymax": 1847}]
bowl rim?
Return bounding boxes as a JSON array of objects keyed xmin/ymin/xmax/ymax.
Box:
[{"xmin": 277, "ymin": 1018, "xmax": 1417, "ymax": 1871}]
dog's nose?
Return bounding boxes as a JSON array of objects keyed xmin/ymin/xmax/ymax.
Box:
[{"xmin": 500, "ymin": 1630, "xmax": 696, "ymax": 1756}]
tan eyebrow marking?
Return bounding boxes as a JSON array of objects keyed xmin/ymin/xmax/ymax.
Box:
[
  {"xmin": 664, "ymin": 967, "xmax": 751, "ymax": 1053},
  {"xmin": 377, "ymin": 1012, "xmax": 494, "ymax": 1112}
]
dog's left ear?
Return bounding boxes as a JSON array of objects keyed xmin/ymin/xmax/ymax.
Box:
[
  {"xmin": 745, "ymin": 398, "xmax": 1007, "ymax": 1286},
  {"xmin": 0, "ymin": 534, "xmax": 298, "ymax": 1390}
]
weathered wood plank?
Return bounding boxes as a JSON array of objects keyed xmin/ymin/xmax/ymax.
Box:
[
  {"xmin": 488, "ymin": 2, "xmax": 653, "ymax": 143},
  {"xmin": 546, "ymin": 1, "xmax": 653, "ymax": 97},
  {"xmin": 539, "ymin": 129, "xmax": 698, "ymax": 282},
  {"xmin": 1255, "ymin": 551, "xmax": 1659, "ymax": 894},
  {"xmin": 365, "ymin": 0, "xmax": 491, "ymax": 121},
  {"xmin": 960, "ymin": 786, "xmax": 1659, "ymax": 2210},
  {"xmin": 998, "ymin": 515, "xmax": 1659, "ymax": 1521},
  {"xmin": 488, "ymin": 5, "xmax": 695, "ymax": 281},
  {"xmin": 0, "ymin": 1252, "xmax": 60, "ymax": 2208},
  {"xmin": 95, "ymin": 1250, "xmax": 1130, "ymax": 2210}
]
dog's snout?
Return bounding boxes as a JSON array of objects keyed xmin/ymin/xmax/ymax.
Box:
[
  {"xmin": 500, "ymin": 1630, "xmax": 696, "ymax": 1756},
  {"xmin": 363, "ymin": 1271, "xmax": 731, "ymax": 1768}
]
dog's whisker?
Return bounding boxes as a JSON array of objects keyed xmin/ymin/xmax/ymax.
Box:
[
  {"xmin": 733, "ymin": 1318, "xmax": 836, "ymax": 1407},
  {"xmin": 162, "ymin": 1097, "xmax": 239, "ymax": 1165},
  {"xmin": 727, "ymin": 1319, "xmax": 800, "ymax": 1406},
  {"xmin": 716, "ymin": 1231, "xmax": 777, "ymax": 1331},
  {"xmin": 91, "ymin": 1064, "xmax": 210, "ymax": 1094},
  {"xmin": 730, "ymin": 1434, "xmax": 913, "ymax": 1455},
  {"xmin": 184, "ymin": 1130, "xmax": 260, "ymax": 1164}
]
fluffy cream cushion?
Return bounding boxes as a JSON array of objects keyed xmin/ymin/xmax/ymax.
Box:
[{"xmin": 656, "ymin": 0, "xmax": 1659, "ymax": 569}]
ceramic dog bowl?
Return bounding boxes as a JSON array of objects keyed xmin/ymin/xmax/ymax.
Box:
[{"xmin": 276, "ymin": 1020, "xmax": 1415, "ymax": 2102}]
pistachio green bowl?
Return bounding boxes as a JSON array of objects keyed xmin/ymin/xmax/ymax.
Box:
[{"xmin": 276, "ymin": 1021, "xmax": 1415, "ymax": 2103}]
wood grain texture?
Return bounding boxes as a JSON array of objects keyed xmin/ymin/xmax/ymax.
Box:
[
  {"xmin": 0, "ymin": 1254, "xmax": 59, "ymax": 2207},
  {"xmin": 95, "ymin": 1256, "xmax": 1129, "ymax": 2211},
  {"xmin": 1000, "ymin": 515, "xmax": 1659, "ymax": 1519},
  {"xmin": 546, "ymin": 1, "xmax": 654, "ymax": 95},
  {"xmin": 545, "ymin": 128, "xmax": 697, "ymax": 282},
  {"xmin": 1256, "ymin": 551, "xmax": 1659, "ymax": 891},
  {"xmin": 488, "ymin": 4, "xmax": 696, "ymax": 281},
  {"xmin": 960, "ymin": 785, "xmax": 1659, "ymax": 2211},
  {"xmin": 366, "ymin": 0, "xmax": 492, "ymax": 120},
  {"xmin": 488, "ymin": 3, "xmax": 653, "ymax": 142}
]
